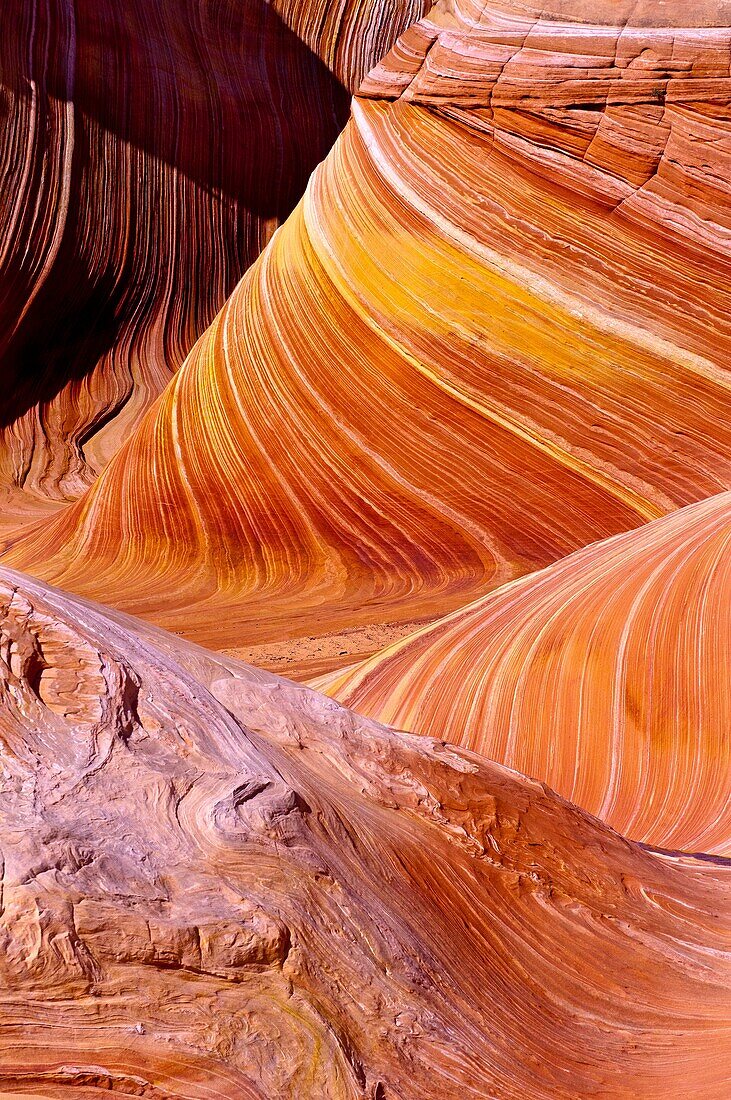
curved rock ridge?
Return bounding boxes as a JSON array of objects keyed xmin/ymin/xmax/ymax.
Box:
[
  {"xmin": 317, "ymin": 491, "xmax": 731, "ymax": 857},
  {"xmin": 0, "ymin": 0, "xmax": 427, "ymax": 524},
  {"xmin": 3, "ymin": 0, "xmax": 731, "ymax": 670},
  {"xmin": 0, "ymin": 565, "xmax": 729, "ymax": 1097}
]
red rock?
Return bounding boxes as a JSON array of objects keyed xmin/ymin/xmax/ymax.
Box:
[{"xmin": 1, "ymin": 4, "xmax": 730, "ymax": 1090}]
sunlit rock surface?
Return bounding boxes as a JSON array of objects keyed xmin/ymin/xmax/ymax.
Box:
[
  {"xmin": 0, "ymin": 566, "xmax": 728, "ymax": 1098},
  {"xmin": 318, "ymin": 492, "xmax": 731, "ymax": 856},
  {"xmin": 4, "ymin": 0, "xmax": 731, "ymax": 672},
  {"xmin": 0, "ymin": 0, "xmax": 426, "ymax": 523},
  {"xmin": 1, "ymin": 6, "xmax": 730, "ymax": 1092}
]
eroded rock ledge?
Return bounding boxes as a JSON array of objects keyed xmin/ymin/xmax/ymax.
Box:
[{"xmin": 0, "ymin": 567, "xmax": 728, "ymax": 1098}]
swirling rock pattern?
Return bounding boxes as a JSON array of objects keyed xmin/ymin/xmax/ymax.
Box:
[
  {"xmin": 0, "ymin": 0, "xmax": 427, "ymax": 524},
  {"xmin": 0, "ymin": 565, "xmax": 729, "ymax": 1098},
  {"xmin": 5, "ymin": 0, "xmax": 731, "ymax": 673},
  {"xmin": 319, "ymin": 491, "xmax": 731, "ymax": 856}
]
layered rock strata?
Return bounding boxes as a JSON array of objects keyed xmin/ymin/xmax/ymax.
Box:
[
  {"xmin": 0, "ymin": 0, "xmax": 426, "ymax": 521},
  {"xmin": 319, "ymin": 491, "xmax": 731, "ymax": 856},
  {"xmin": 4, "ymin": 0, "xmax": 731, "ymax": 670}
]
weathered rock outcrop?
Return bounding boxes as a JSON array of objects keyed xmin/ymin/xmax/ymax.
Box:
[
  {"xmin": 0, "ymin": 566, "xmax": 728, "ymax": 1098},
  {"xmin": 4, "ymin": 0, "xmax": 731, "ymax": 670},
  {"xmin": 319, "ymin": 491, "xmax": 731, "ymax": 856},
  {"xmin": 0, "ymin": 0, "xmax": 427, "ymax": 522}
]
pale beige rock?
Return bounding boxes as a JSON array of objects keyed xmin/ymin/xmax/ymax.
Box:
[{"xmin": 0, "ymin": 567, "xmax": 728, "ymax": 1098}]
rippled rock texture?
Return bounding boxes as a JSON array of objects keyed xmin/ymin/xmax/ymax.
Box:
[
  {"xmin": 0, "ymin": 0, "xmax": 427, "ymax": 522},
  {"xmin": 318, "ymin": 491, "xmax": 731, "ymax": 855},
  {"xmin": 5, "ymin": 0, "xmax": 731, "ymax": 672},
  {"xmin": 0, "ymin": 566, "xmax": 729, "ymax": 1098}
]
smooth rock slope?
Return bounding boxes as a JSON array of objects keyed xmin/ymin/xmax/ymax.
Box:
[{"xmin": 318, "ymin": 492, "xmax": 731, "ymax": 856}]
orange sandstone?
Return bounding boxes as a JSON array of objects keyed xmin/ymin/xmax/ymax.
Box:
[
  {"xmin": 318, "ymin": 492, "xmax": 731, "ymax": 856},
  {"xmin": 3, "ymin": 1, "xmax": 731, "ymax": 669},
  {"xmin": 0, "ymin": 0, "xmax": 426, "ymax": 523}
]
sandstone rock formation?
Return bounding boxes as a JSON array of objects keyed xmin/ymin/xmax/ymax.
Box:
[
  {"xmin": 4, "ymin": 0, "xmax": 731, "ymax": 673},
  {"xmin": 0, "ymin": 566, "xmax": 729, "ymax": 1098},
  {"xmin": 0, "ymin": 0, "xmax": 427, "ymax": 523},
  {"xmin": 318, "ymin": 491, "xmax": 731, "ymax": 855},
  {"xmin": 1, "ymin": 3, "xmax": 730, "ymax": 1094}
]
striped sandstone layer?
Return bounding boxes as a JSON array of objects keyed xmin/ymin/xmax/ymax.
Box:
[
  {"xmin": 0, "ymin": 566, "xmax": 729, "ymax": 1098},
  {"xmin": 4, "ymin": 0, "xmax": 731, "ymax": 668},
  {"xmin": 318, "ymin": 492, "xmax": 731, "ymax": 857},
  {"xmin": 0, "ymin": 0, "xmax": 426, "ymax": 524}
]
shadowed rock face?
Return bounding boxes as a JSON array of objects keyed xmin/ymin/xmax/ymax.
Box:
[
  {"xmin": 317, "ymin": 491, "xmax": 731, "ymax": 856},
  {"xmin": 5, "ymin": 0, "xmax": 731, "ymax": 670},
  {"xmin": 0, "ymin": 565, "xmax": 729, "ymax": 1098},
  {"xmin": 0, "ymin": 0, "xmax": 427, "ymax": 518}
]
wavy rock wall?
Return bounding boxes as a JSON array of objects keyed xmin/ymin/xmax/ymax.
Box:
[
  {"xmin": 4, "ymin": 0, "xmax": 731, "ymax": 671},
  {"xmin": 5, "ymin": 0, "xmax": 729, "ymax": 664},
  {"xmin": 0, "ymin": 0, "xmax": 427, "ymax": 523},
  {"xmin": 1, "ymin": 4, "xmax": 730, "ymax": 1093},
  {"xmin": 0, "ymin": 566, "xmax": 728, "ymax": 1098}
]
